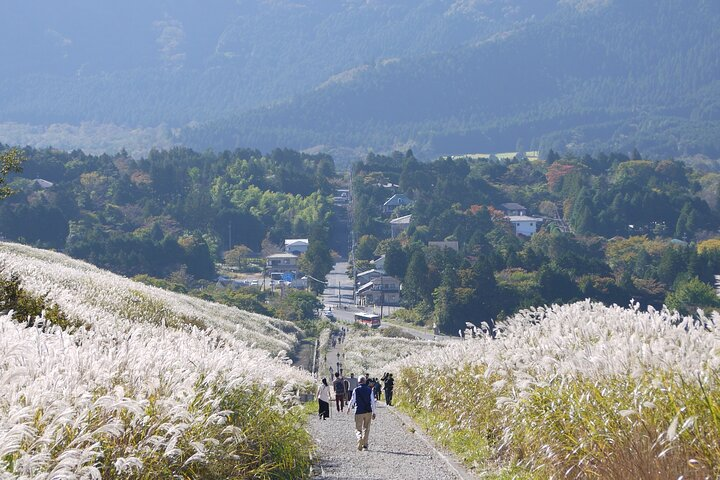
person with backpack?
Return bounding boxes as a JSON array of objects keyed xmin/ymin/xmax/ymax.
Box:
[
  {"xmin": 347, "ymin": 375, "xmax": 377, "ymax": 451},
  {"xmin": 333, "ymin": 372, "xmax": 347, "ymax": 412}
]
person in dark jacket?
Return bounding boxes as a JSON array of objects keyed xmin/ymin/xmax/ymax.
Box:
[
  {"xmin": 383, "ymin": 373, "xmax": 394, "ymax": 406},
  {"xmin": 347, "ymin": 375, "xmax": 377, "ymax": 451},
  {"xmin": 333, "ymin": 372, "xmax": 347, "ymax": 412}
]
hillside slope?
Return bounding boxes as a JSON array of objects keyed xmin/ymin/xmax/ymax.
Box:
[
  {"xmin": 183, "ymin": 0, "xmax": 720, "ymax": 160},
  {"xmin": 0, "ymin": 242, "xmax": 315, "ymax": 478},
  {"xmin": 0, "ymin": 0, "xmax": 549, "ymax": 126}
]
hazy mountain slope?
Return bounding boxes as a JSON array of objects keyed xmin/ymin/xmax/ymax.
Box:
[
  {"xmin": 182, "ymin": 0, "xmax": 720, "ymax": 160},
  {"xmin": 0, "ymin": 0, "xmax": 550, "ymax": 126}
]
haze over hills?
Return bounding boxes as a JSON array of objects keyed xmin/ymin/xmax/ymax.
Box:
[{"xmin": 1, "ymin": 0, "xmax": 719, "ymax": 162}]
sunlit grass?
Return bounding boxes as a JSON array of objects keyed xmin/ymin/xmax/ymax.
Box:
[
  {"xmin": 0, "ymin": 243, "xmax": 315, "ymax": 478},
  {"xmin": 390, "ymin": 301, "xmax": 720, "ymax": 478}
]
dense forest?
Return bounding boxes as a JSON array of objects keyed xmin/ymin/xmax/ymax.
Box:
[
  {"xmin": 0, "ymin": 145, "xmax": 336, "ymax": 281},
  {"xmin": 350, "ymin": 149, "xmax": 720, "ymax": 333}
]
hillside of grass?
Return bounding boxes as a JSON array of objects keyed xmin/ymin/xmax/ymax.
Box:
[
  {"xmin": 389, "ymin": 300, "xmax": 720, "ymax": 478},
  {"xmin": 0, "ymin": 242, "xmax": 315, "ymax": 478}
]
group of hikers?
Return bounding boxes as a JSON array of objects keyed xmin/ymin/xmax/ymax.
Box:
[{"xmin": 316, "ymin": 371, "xmax": 395, "ymax": 451}]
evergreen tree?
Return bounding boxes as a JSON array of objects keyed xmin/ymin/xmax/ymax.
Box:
[
  {"xmin": 433, "ymin": 267, "xmax": 458, "ymax": 334},
  {"xmin": 546, "ymin": 149, "xmax": 561, "ymax": 165},
  {"xmin": 383, "ymin": 240, "xmax": 408, "ymax": 279},
  {"xmin": 538, "ymin": 264, "xmax": 578, "ymax": 304},
  {"xmin": 403, "ymin": 250, "xmax": 432, "ymax": 306},
  {"xmin": 299, "ymin": 226, "xmax": 333, "ymax": 295}
]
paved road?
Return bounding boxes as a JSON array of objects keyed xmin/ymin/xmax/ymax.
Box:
[
  {"xmin": 320, "ymin": 262, "xmax": 450, "ymax": 342},
  {"xmin": 321, "ymin": 261, "xmax": 354, "ymax": 309}
]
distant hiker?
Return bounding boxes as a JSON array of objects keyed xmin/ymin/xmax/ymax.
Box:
[
  {"xmin": 383, "ymin": 373, "xmax": 394, "ymax": 406},
  {"xmin": 373, "ymin": 378, "xmax": 381, "ymax": 400},
  {"xmin": 317, "ymin": 378, "xmax": 331, "ymax": 420},
  {"xmin": 348, "ymin": 373, "xmax": 358, "ymax": 391},
  {"xmin": 347, "ymin": 375, "xmax": 377, "ymax": 451},
  {"xmin": 333, "ymin": 372, "xmax": 347, "ymax": 411}
]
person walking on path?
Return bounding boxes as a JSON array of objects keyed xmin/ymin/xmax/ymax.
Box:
[
  {"xmin": 317, "ymin": 378, "xmax": 331, "ymax": 420},
  {"xmin": 348, "ymin": 373, "xmax": 358, "ymax": 392},
  {"xmin": 383, "ymin": 373, "xmax": 394, "ymax": 406},
  {"xmin": 333, "ymin": 372, "xmax": 347, "ymax": 412},
  {"xmin": 347, "ymin": 375, "xmax": 377, "ymax": 451}
]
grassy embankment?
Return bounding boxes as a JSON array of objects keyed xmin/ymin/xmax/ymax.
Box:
[
  {"xmin": 0, "ymin": 242, "xmax": 316, "ymax": 479},
  {"xmin": 391, "ymin": 301, "xmax": 720, "ymax": 479}
]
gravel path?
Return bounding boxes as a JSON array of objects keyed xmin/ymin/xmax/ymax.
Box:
[{"xmin": 308, "ymin": 401, "xmax": 470, "ymax": 480}]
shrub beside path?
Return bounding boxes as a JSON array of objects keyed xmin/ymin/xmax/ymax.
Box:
[{"xmin": 308, "ymin": 400, "xmax": 476, "ymax": 480}]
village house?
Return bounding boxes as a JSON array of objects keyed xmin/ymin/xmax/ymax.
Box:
[
  {"xmin": 382, "ymin": 193, "xmax": 413, "ymax": 215},
  {"xmin": 33, "ymin": 178, "xmax": 54, "ymax": 189},
  {"xmin": 333, "ymin": 189, "xmax": 350, "ymax": 205},
  {"xmin": 500, "ymin": 202, "xmax": 527, "ymax": 216},
  {"xmin": 390, "ymin": 214, "xmax": 412, "ymax": 238},
  {"xmin": 265, "ymin": 253, "xmax": 299, "ymax": 274},
  {"xmin": 507, "ymin": 215, "xmax": 543, "ymax": 237},
  {"xmin": 372, "ymin": 255, "xmax": 385, "ymax": 271},
  {"xmin": 356, "ymin": 275, "xmax": 401, "ymax": 307},
  {"xmin": 428, "ymin": 240, "xmax": 459, "ymax": 252},
  {"xmin": 284, "ymin": 238, "xmax": 309, "ymax": 255},
  {"xmin": 356, "ymin": 269, "xmax": 385, "ymax": 287}
]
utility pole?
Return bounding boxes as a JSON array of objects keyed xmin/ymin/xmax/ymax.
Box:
[
  {"xmin": 349, "ymin": 167, "xmax": 357, "ymax": 306},
  {"xmin": 352, "ymin": 230, "xmax": 357, "ymax": 306},
  {"xmin": 338, "ymin": 280, "xmax": 341, "ymax": 306},
  {"xmin": 379, "ymin": 274, "xmax": 384, "ymax": 320}
]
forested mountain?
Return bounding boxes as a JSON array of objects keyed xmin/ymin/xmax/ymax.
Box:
[
  {"xmin": 183, "ymin": 0, "xmax": 720, "ymax": 161},
  {"xmin": 0, "ymin": 0, "xmax": 547, "ymax": 126},
  {"xmin": 2, "ymin": 1, "xmax": 719, "ymax": 161}
]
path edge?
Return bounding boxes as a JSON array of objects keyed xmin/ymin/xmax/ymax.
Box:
[{"xmin": 387, "ymin": 405, "xmax": 480, "ymax": 480}]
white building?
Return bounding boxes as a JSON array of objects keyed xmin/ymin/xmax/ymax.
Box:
[
  {"xmin": 33, "ymin": 178, "xmax": 54, "ymax": 189},
  {"xmin": 284, "ymin": 239, "xmax": 309, "ymax": 255},
  {"xmin": 266, "ymin": 253, "xmax": 299, "ymax": 273},
  {"xmin": 390, "ymin": 214, "xmax": 412, "ymax": 238},
  {"xmin": 507, "ymin": 215, "xmax": 543, "ymax": 237}
]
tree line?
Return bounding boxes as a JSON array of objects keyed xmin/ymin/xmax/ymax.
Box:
[
  {"xmin": 0, "ymin": 144, "xmax": 336, "ymax": 282},
  {"xmin": 350, "ymin": 149, "xmax": 720, "ymax": 334}
]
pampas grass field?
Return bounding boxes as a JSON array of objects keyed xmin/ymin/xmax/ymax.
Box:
[
  {"xmin": 0, "ymin": 242, "xmax": 315, "ymax": 479},
  {"xmin": 390, "ymin": 301, "xmax": 720, "ymax": 479},
  {"xmin": 4, "ymin": 241, "xmax": 720, "ymax": 479}
]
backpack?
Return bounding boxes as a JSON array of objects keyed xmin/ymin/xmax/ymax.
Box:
[{"xmin": 334, "ymin": 378, "xmax": 345, "ymax": 394}]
